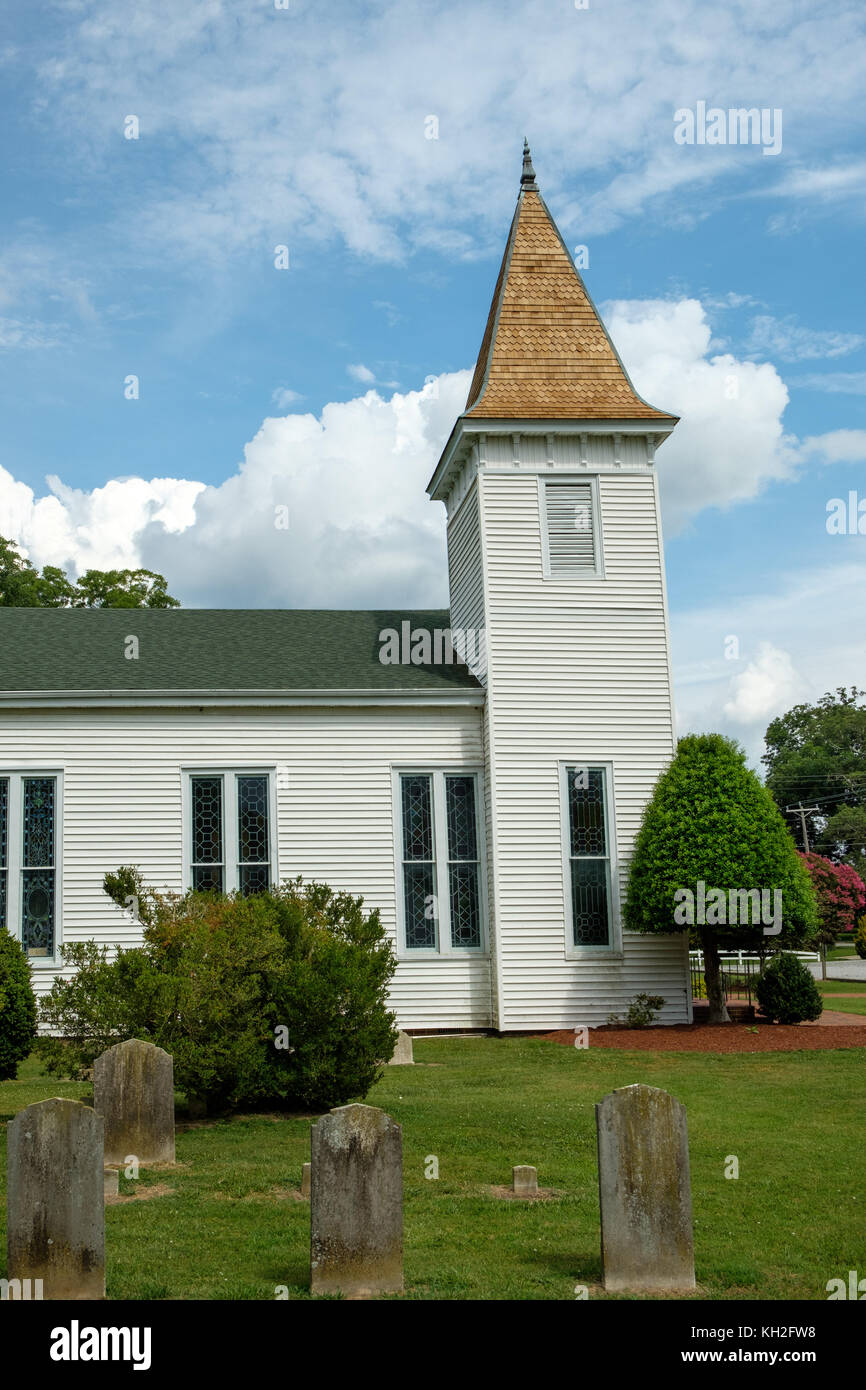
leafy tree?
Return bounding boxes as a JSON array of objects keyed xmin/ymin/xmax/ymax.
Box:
[
  {"xmin": 624, "ymin": 733, "xmax": 819, "ymax": 1023},
  {"xmin": 763, "ymin": 688, "xmax": 866, "ymax": 855},
  {"xmin": 819, "ymin": 804, "xmax": 866, "ymax": 870},
  {"xmin": 0, "ymin": 928, "xmax": 38, "ymax": 1080},
  {"xmin": 798, "ymin": 851, "xmax": 866, "ymax": 946},
  {"xmin": 0, "ymin": 535, "xmax": 179, "ymax": 609}
]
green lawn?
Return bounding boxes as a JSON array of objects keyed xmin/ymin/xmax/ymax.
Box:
[
  {"xmin": 2, "ymin": 1041, "xmax": 863, "ymax": 1301},
  {"xmin": 819, "ymin": 979, "xmax": 866, "ymax": 995},
  {"xmin": 819, "ymin": 996, "xmax": 866, "ymax": 1016}
]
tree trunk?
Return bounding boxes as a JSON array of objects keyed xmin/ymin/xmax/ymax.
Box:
[{"xmin": 700, "ymin": 928, "xmax": 731, "ymax": 1024}]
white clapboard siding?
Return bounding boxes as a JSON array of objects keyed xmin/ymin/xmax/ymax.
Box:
[
  {"xmin": 0, "ymin": 704, "xmax": 490, "ymax": 1030},
  {"xmin": 447, "ymin": 481, "xmax": 487, "ymax": 683},
  {"xmin": 464, "ymin": 461, "xmax": 687, "ymax": 1029}
]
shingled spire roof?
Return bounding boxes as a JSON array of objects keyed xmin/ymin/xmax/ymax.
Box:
[{"xmin": 464, "ymin": 143, "xmax": 676, "ymax": 421}]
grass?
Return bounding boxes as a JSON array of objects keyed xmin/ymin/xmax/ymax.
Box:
[
  {"xmin": 818, "ymin": 996, "xmax": 866, "ymax": 1016},
  {"xmin": 819, "ymin": 979, "xmax": 866, "ymax": 995},
  {"xmin": 1, "ymin": 1041, "xmax": 864, "ymax": 1301}
]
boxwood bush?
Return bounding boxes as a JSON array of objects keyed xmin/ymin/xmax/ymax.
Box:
[
  {"xmin": 755, "ymin": 951, "xmax": 823, "ymax": 1025},
  {"xmin": 0, "ymin": 927, "xmax": 38, "ymax": 1080},
  {"xmin": 36, "ymin": 871, "xmax": 398, "ymax": 1113}
]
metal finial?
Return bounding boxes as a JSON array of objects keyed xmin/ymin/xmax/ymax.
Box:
[{"xmin": 520, "ymin": 138, "xmax": 537, "ymax": 189}]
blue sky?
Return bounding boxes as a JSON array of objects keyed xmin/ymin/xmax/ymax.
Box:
[{"xmin": 1, "ymin": 0, "xmax": 865, "ymax": 758}]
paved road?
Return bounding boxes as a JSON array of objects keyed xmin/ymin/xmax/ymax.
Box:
[{"xmin": 807, "ymin": 959, "xmax": 866, "ymax": 982}]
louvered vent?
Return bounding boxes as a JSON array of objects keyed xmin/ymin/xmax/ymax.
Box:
[{"xmin": 544, "ymin": 481, "xmax": 597, "ymax": 575}]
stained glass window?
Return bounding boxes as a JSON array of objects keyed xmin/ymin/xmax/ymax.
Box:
[
  {"xmin": 191, "ymin": 776, "xmax": 224, "ymax": 892},
  {"xmin": 401, "ymin": 775, "xmax": 437, "ymax": 949},
  {"xmin": 400, "ymin": 773, "xmax": 483, "ymax": 952},
  {"xmin": 567, "ymin": 766, "xmax": 612, "ymax": 947},
  {"xmin": 189, "ymin": 772, "xmax": 272, "ymax": 895},
  {"xmin": 0, "ymin": 777, "xmax": 8, "ymax": 930},
  {"xmin": 22, "ymin": 777, "xmax": 56, "ymax": 956},
  {"xmin": 446, "ymin": 776, "xmax": 481, "ymax": 949}
]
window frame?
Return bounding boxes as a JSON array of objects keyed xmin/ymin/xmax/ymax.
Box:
[
  {"xmin": 182, "ymin": 767, "xmax": 278, "ymax": 895},
  {"xmin": 0, "ymin": 768, "xmax": 64, "ymax": 970},
  {"xmin": 538, "ymin": 473, "xmax": 605, "ymax": 581},
  {"xmin": 559, "ymin": 760, "xmax": 622, "ymax": 959},
  {"xmin": 391, "ymin": 766, "xmax": 488, "ymax": 959}
]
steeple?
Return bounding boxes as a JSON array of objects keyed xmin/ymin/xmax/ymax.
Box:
[{"xmin": 463, "ymin": 145, "xmax": 676, "ymax": 422}]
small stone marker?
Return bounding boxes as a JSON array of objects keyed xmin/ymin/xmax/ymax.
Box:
[
  {"xmin": 94, "ymin": 1038, "xmax": 175, "ymax": 1165},
  {"xmin": 310, "ymin": 1103, "xmax": 403, "ymax": 1296},
  {"xmin": 7, "ymin": 1097, "xmax": 105, "ymax": 1299},
  {"xmin": 512, "ymin": 1164, "xmax": 538, "ymax": 1196},
  {"xmin": 104, "ymin": 1169, "xmax": 119, "ymax": 1198},
  {"xmin": 388, "ymin": 1030, "xmax": 414, "ymax": 1065},
  {"xmin": 300, "ymin": 1162, "xmax": 311, "ymax": 1198},
  {"xmin": 595, "ymin": 1083, "xmax": 695, "ymax": 1293}
]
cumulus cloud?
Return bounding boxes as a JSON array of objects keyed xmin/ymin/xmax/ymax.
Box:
[
  {"xmin": 672, "ymin": 561, "xmax": 866, "ymax": 763},
  {"xmin": 722, "ymin": 643, "xmax": 807, "ymax": 724},
  {"xmin": 606, "ymin": 297, "xmax": 792, "ymax": 531},
  {"xmin": 0, "ymin": 291, "xmax": 858, "ymax": 612}
]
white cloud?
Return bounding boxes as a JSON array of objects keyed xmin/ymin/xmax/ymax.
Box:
[
  {"xmin": 793, "ymin": 372, "xmax": 866, "ymax": 396},
  {"xmin": 723, "ymin": 643, "xmax": 807, "ymax": 724},
  {"xmin": 271, "ymin": 387, "xmax": 303, "ymax": 409},
  {"xmin": 0, "ymin": 291, "xmax": 858, "ymax": 613},
  {"xmin": 748, "ymin": 314, "xmax": 863, "ymax": 362},
  {"xmin": 15, "ymin": 0, "xmax": 866, "ymax": 280},
  {"xmin": 347, "ymin": 363, "xmax": 376, "ymax": 385},
  {"xmin": 605, "ymin": 297, "xmax": 793, "ymax": 531},
  {"xmin": 672, "ymin": 561, "xmax": 866, "ymax": 763},
  {"xmin": 798, "ymin": 429, "xmax": 866, "ymax": 465}
]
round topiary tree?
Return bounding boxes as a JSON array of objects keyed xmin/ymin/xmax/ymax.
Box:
[
  {"xmin": 624, "ymin": 733, "xmax": 819, "ymax": 1023},
  {"xmin": 755, "ymin": 952, "xmax": 823, "ymax": 1024},
  {"xmin": 854, "ymin": 915, "xmax": 866, "ymax": 960},
  {"xmin": 0, "ymin": 927, "xmax": 38, "ymax": 1079}
]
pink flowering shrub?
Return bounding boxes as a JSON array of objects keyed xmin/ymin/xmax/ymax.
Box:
[{"xmin": 798, "ymin": 851, "xmax": 866, "ymax": 944}]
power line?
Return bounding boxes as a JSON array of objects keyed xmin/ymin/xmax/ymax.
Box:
[{"xmin": 784, "ymin": 804, "xmax": 821, "ymax": 852}]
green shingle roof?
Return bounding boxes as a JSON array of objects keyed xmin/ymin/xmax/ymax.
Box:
[{"xmin": 0, "ymin": 609, "xmax": 483, "ymax": 695}]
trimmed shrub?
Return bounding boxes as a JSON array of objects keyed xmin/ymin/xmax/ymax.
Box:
[
  {"xmin": 755, "ymin": 952, "xmax": 823, "ymax": 1025},
  {"xmin": 855, "ymin": 916, "xmax": 866, "ymax": 960},
  {"xmin": 36, "ymin": 874, "xmax": 398, "ymax": 1113},
  {"xmin": 0, "ymin": 927, "xmax": 38, "ymax": 1080}
]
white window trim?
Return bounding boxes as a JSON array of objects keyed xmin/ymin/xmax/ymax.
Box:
[
  {"xmin": 0, "ymin": 768, "xmax": 64, "ymax": 970},
  {"xmin": 391, "ymin": 765, "xmax": 488, "ymax": 960},
  {"xmin": 538, "ymin": 473, "xmax": 605, "ymax": 580},
  {"xmin": 559, "ymin": 760, "xmax": 622, "ymax": 959},
  {"xmin": 182, "ymin": 767, "xmax": 278, "ymax": 894}
]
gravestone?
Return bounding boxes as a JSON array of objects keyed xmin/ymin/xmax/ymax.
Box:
[
  {"xmin": 595, "ymin": 1083, "xmax": 695, "ymax": 1293},
  {"xmin": 7, "ymin": 1098, "xmax": 105, "ymax": 1299},
  {"xmin": 388, "ymin": 1031, "xmax": 414, "ymax": 1065},
  {"xmin": 512, "ymin": 1164, "xmax": 538, "ymax": 1196},
  {"xmin": 310, "ymin": 1104, "xmax": 402, "ymax": 1296},
  {"xmin": 94, "ymin": 1038, "xmax": 175, "ymax": 1165},
  {"xmin": 300, "ymin": 1162, "xmax": 311, "ymax": 1198}
]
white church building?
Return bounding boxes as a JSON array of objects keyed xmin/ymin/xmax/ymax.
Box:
[{"xmin": 0, "ymin": 145, "xmax": 691, "ymax": 1031}]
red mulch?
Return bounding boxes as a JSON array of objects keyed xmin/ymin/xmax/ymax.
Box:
[{"xmin": 540, "ymin": 1018, "xmax": 866, "ymax": 1053}]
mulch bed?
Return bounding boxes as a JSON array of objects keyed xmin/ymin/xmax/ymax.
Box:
[{"xmin": 540, "ymin": 1020, "xmax": 866, "ymax": 1053}]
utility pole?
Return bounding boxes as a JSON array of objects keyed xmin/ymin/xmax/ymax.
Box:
[
  {"xmin": 786, "ymin": 803, "xmax": 823, "ymax": 977},
  {"xmin": 785, "ymin": 803, "xmax": 820, "ymax": 853}
]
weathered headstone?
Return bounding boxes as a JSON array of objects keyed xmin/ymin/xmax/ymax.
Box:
[
  {"xmin": 300, "ymin": 1162, "xmax": 311, "ymax": 1198},
  {"xmin": 310, "ymin": 1103, "xmax": 402, "ymax": 1296},
  {"xmin": 93, "ymin": 1038, "xmax": 175, "ymax": 1165},
  {"xmin": 596, "ymin": 1083, "xmax": 695, "ymax": 1293},
  {"xmin": 104, "ymin": 1169, "xmax": 119, "ymax": 1199},
  {"xmin": 7, "ymin": 1098, "xmax": 105, "ymax": 1299},
  {"xmin": 512, "ymin": 1164, "xmax": 538, "ymax": 1196},
  {"xmin": 388, "ymin": 1030, "xmax": 414, "ymax": 1065}
]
